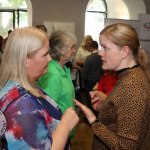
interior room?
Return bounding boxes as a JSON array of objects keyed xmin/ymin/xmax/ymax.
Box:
[{"xmin": 0, "ymin": 0, "xmax": 150, "ymax": 150}]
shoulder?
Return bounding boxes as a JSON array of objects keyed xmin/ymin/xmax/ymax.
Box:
[
  {"xmin": 42, "ymin": 61, "xmax": 61, "ymax": 78},
  {"xmin": 0, "ymin": 81, "xmax": 29, "ymax": 112},
  {"xmin": 77, "ymin": 47, "xmax": 84, "ymax": 53},
  {"xmin": 116, "ymin": 67, "xmax": 150, "ymax": 101},
  {"xmin": 122, "ymin": 67, "xmax": 148, "ymax": 87},
  {"xmin": 0, "ymin": 80, "xmax": 19, "ymax": 98},
  {"xmin": 86, "ymin": 53, "xmax": 100, "ymax": 62}
]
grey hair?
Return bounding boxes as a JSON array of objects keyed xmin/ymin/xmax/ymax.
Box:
[{"xmin": 49, "ymin": 30, "xmax": 76, "ymax": 60}]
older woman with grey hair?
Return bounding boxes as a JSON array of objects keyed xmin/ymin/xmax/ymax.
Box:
[{"xmin": 38, "ymin": 30, "xmax": 77, "ymax": 140}]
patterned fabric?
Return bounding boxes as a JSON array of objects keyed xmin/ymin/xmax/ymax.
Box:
[
  {"xmin": 0, "ymin": 80, "xmax": 69, "ymax": 150},
  {"xmin": 92, "ymin": 66, "xmax": 150, "ymax": 150}
]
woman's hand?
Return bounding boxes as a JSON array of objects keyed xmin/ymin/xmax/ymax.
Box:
[
  {"xmin": 60, "ymin": 107, "xmax": 79, "ymax": 131},
  {"xmin": 90, "ymin": 91, "xmax": 107, "ymax": 111},
  {"xmin": 74, "ymin": 99, "xmax": 96, "ymax": 124},
  {"xmin": 52, "ymin": 108, "xmax": 79, "ymax": 150}
]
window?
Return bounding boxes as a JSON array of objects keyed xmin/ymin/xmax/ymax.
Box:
[
  {"xmin": 0, "ymin": 0, "xmax": 27, "ymax": 38},
  {"xmin": 85, "ymin": 0, "xmax": 107, "ymax": 43}
]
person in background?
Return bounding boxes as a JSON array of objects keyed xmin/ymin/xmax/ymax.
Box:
[
  {"xmin": 75, "ymin": 35, "xmax": 93, "ymax": 67},
  {"xmin": 35, "ymin": 24, "xmax": 48, "ymax": 33},
  {"xmin": 3, "ymin": 29, "xmax": 12, "ymax": 48},
  {"xmin": 81, "ymin": 40, "xmax": 104, "ymax": 111},
  {"xmin": 0, "ymin": 27, "xmax": 79, "ymax": 150},
  {"xmin": 75, "ymin": 23, "xmax": 150, "ymax": 149},
  {"xmin": 91, "ymin": 70, "xmax": 117, "ymax": 111},
  {"xmin": 75, "ymin": 35, "xmax": 93, "ymax": 91},
  {"xmin": 38, "ymin": 30, "xmax": 77, "ymax": 140}
]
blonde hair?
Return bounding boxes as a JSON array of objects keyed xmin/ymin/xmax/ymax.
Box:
[
  {"xmin": 81, "ymin": 35, "xmax": 93, "ymax": 50},
  {"xmin": 0, "ymin": 27, "xmax": 49, "ymax": 97},
  {"xmin": 100, "ymin": 23, "xmax": 150, "ymax": 82}
]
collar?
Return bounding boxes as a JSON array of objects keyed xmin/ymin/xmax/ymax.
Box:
[
  {"xmin": 50, "ymin": 60, "xmax": 70, "ymax": 77},
  {"xmin": 116, "ymin": 64, "xmax": 139, "ymax": 75}
]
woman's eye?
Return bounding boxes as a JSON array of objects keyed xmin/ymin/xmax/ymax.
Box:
[
  {"xmin": 103, "ymin": 46, "xmax": 107, "ymax": 51},
  {"xmin": 44, "ymin": 51, "xmax": 49, "ymax": 56}
]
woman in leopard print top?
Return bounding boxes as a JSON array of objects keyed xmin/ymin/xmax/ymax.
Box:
[{"xmin": 75, "ymin": 23, "xmax": 150, "ymax": 150}]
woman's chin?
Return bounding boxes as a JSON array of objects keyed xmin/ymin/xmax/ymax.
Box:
[{"xmin": 40, "ymin": 69, "xmax": 47, "ymax": 77}]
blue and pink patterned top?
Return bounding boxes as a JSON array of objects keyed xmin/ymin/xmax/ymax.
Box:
[{"xmin": 0, "ymin": 80, "xmax": 69, "ymax": 150}]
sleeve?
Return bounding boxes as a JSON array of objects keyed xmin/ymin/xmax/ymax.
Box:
[
  {"xmin": 92, "ymin": 79, "xmax": 148, "ymax": 149},
  {"xmin": 4, "ymin": 93, "xmax": 52, "ymax": 150}
]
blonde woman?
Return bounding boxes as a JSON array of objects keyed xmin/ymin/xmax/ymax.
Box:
[
  {"xmin": 0, "ymin": 27, "xmax": 79, "ymax": 150},
  {"xmin": 75, "ymin": 23, "xmax": 150, "ymax": 149},
  {"xmin": 76, "ymin": 35, "xmax": 93, "ymax": 66}
]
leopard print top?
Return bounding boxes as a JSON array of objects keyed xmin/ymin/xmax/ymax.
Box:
[{"xmin": 91, "ymin": 66, "xmax": 150, "ymax": 150}]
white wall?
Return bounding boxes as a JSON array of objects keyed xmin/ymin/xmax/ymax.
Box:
[
  {"xmin": 27, "ymin": 0, "xmax": 146, "ymax": 46},
  {"xmin": 123, "ymin": 0, "xmax": 146, "ymax": 19},
  {"xmin": 106, "ymin": 0, "xmax": 129, "ymax": 19},
  {"xmin": 105, "ymin": 0, "xmax": 146, "ymax": 20}
]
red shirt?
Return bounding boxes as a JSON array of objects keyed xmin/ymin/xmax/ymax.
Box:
[{"xmin": 98, "ymin": 71, "xmax": 118, "ymax": 95}]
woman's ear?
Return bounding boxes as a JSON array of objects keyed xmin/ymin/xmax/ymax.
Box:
[
  {"xmin": 121, "ymin": 46, "xmax": 130, "ymax": 59},
  {"xmin": 60, "ymin": 50, "xmax": 65, "ymax": 56}
]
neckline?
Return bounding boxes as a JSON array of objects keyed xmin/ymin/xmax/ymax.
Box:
[{"xmin": 116, "ymin": 64, "xmax": 139, "ymax": 75}]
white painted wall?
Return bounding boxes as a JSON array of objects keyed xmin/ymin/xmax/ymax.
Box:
[
  {"xmin": 123, "ymin": 0, "xmax": 146, "ymax": 19},
  {"xmin": 27, "ymin": 0, "xmax": 146, "ymax": 46},
  {"xmin": 105, "ymin": 0, "xmax": 146, "ymax": 20},
  {"xmin": 106, "ymin": 0, "xmax": 129, "ymax": 19}
]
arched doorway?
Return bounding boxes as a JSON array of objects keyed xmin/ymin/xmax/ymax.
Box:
[
  {"xmin": 85, "ymin": 0, "xmax": 146, "ymax": 43},
  {"xmin": 85, "ymin": 0, "xmax": 107, "ymax": 42}
]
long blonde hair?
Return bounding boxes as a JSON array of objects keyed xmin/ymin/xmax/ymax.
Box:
[
  {"xmin": 0, "ymin": 27, "xmax": 49, "ymax": 97},
  {"xmin": 100, "ymin": 23, "xmax": 150, "ymax": 82}
]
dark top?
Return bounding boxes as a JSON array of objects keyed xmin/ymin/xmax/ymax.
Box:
[{"xmin": 82, "ymin": 52, "xmax": 104, "ymax": 83}]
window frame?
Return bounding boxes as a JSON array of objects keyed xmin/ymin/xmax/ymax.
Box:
[
  {"xmin": 85, "ymin": 0, "xmax": 107, "ymax": 43},
  {"xmin": 0, "ymin": 8, "xmax": 27, "ymax": 29}
]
